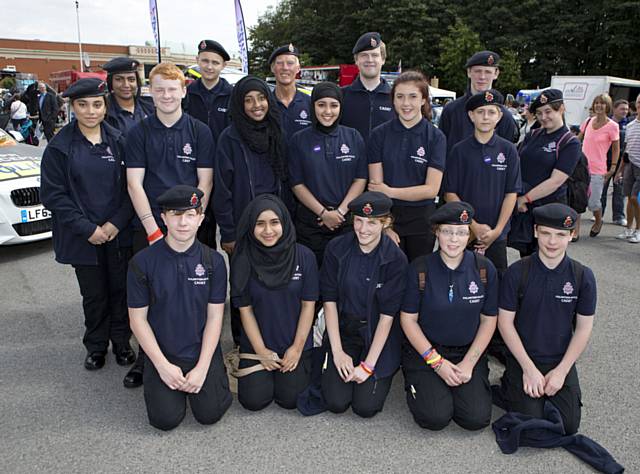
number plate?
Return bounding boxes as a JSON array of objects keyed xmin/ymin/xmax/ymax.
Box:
[{"xmin": 20, "ymin": 206, "xmax": 51, "ymax": 223}]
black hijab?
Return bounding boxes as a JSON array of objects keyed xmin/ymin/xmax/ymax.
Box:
[
  {"xmin": 311, "ymin": 81, "xmax": 343, "ymax": 134},
  {"xmin": 230, "ymin": 194, "xmax": 297, "ymax": 305},
  {"xmin": 229, "ymin": 75, "xmax": 287, "ymax": 180}
]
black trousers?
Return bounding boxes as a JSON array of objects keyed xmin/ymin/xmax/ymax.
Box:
[
  {"xmin": 238, "ymin": 350, "xmax": 313, "ymax": 411},
  {"xmin": 321, "ymin": 319, "xmax": 394, "ymax": 418},
  {"xmin": 41, "ymin": 119, "xmax": 55, "ymax": 142},
  {"xmin": 501, "ymin": 355, "xmax": 582, "ymax": 435},
  {"xmin": 73, "ymin": 241, "xmax": 131, "ymax": 354},
  {"xmin": 402, "ymin": 344, "xmax": 492, "ymax": 431},
  {"xmin": 143, "ymin": 351, "xmax": 232, "ymax": 431},
  {"xmin": 482, "ymin": 239, "xmax": 508, "ymax": 277},
  {"xmin": 399, "ymin": 233, "xmax": 435, "ymax": 263},
  {"xmin": 393, "ymin": 204, "xmax": 436, "ymax": 263},
  {"xmin": 197, "ymin": 204, "xmax": 217, "ymax": 250},
  {"xmin": 295, "ymin": 205, "xmax": 351, "ymax": 267}
]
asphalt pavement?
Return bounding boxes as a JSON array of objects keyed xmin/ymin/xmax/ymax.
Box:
[{"xmin": 1, "ymin": 215, "xmax": 638, "ymax": 473}]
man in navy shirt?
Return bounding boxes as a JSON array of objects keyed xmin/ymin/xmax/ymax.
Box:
[
  {"xmin": 445, "ymin": 90, "xmax": 521, "ymax": 275},
  {"xmin": 184, "ymin": 39, "xmax": 234, "ymax": 249},
  {"xmin": 439, "ymin": 51, "xmax": 518, "ymax": 153},
  {"xmin": 498, "ymin": 203, "xmax": 597, "ymax": 435},
  {"xmin": 125, "ymin": 62, "xmax": 215, "ymax": 388},
  {"xmin": 269, "ymin": 44, "xmax": 312, "ymax": 138},
  {"xmin": 341, "ymin": 32, "xmax": 394, "ymax": 145},
  {"xmin": 127, "ymin": 185, "xmax": 231, "ymax": 430},
  {"xmin": 103, "ymin": 57, "xmax": 154, "ymax": 135}
]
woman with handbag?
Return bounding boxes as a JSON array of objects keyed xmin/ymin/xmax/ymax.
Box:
[{"xmin": 230, "ymin": 194, "xmax": 319, "ymax": 411}]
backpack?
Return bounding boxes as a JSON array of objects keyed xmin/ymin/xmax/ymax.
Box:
[
  {"xmin": 414, "ymin": 252, "xmax": 489, "ymax": 294},
  {"xmin": 516, "ymin": 255, "xmax": 584, "ymax": 327},
  {"xmin": 530, "ymin": 127, "xmax": 590, "ymax": 213},
  {"xmin": 129, "ymin": 242, "xmax": 214, "ymax": 306}
]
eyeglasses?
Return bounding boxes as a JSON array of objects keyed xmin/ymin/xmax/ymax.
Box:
[{"xmin": 439, "ymin": 229, "xmax": 470, "ymax": 238}]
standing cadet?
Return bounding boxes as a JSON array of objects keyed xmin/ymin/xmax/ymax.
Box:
[
  {"xmin": 341, "ymin": 32, "xmax": 394, "ymax": 145},
  {"xmin": 269, "ymin": 44, "xmax": 312, "ymax": 139},
  {"xmin": 445, "ymin": 90, "xmax": 521, "ymax": 275},
  {"xmin": 40, "ymin": 78, "xmax": 135, "ymax": 372},
  {"xmin": 230, "ymin": 194, "xmax": 318, "ymax": 411},
  {"xmin": 127, "ymin": 185, "xmax": 231, "ymax": 430},
  {"xmin": 400, "ymin": 201, "xmax": 498, "ymax": 431},
  {"xmin": 124, "ymin": 63, "xmax": 215, "ymax": 388},
  {"xmin": 516, "ymin": 89, "xmax": 581, "ymax": 255},
  {"xmin": 498, "ymin": 203, "xmax": 597, "ymax": 435},
  {"xmin": 102, "ymin": 57, "xmax": 154, "ymax": 135},
  {"xmin": 184, "ymin": 39, "xmax": 233, "ymax": 249},
  {"xmin": 321, "ymin": 192, "xmax": 407, "ymax": 418},
  {"xmin": 439, "ymin": 51, "xmax": 518, "ymax": 153},
  {"xmin": 368, "ymin": 71, "xmax": 446, "ymax": 261},
  {"xmin": 288, "ymin": 82, "xmax": 367, "ymax": 265}
]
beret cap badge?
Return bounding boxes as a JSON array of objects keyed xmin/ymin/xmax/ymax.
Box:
[
  {"xmin": 199, "ymin": 40, "xmax": 206, "ymax": 50},
  {"xmin": 460, "ymin": 210, "xmax": 470, "ymax": 223},
  {"xmin": 370, "ymin": 37, "xmax": 377, "ymax": 47},
  {"xmin": 540, "ymin": 94, "xmax": 548, "ymax": 104},
  {"xmin": 190, "ymin": 193, "xmax": 198, "ymax": 207},
  {"xmin": 487, "ymin": 54, "xmax": 495, "ymax": 65},
  {"xmin": 485, "ymin": 91, "xmax": 494, "ymax": 102},
  {"xmin": 288, "ymin": 43, "xmax": 295, "ymax": 52},
  {"xmin": 363, "ymin": 203, "xmax": 373, "ymax": 216},
  {"xmin": 564, "ymin": 216, "xmax": 573, "ymax": 228}
]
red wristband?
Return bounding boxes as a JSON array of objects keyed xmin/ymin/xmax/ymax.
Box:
[{"xmin": 147, "ymin": 228, "xmax": 163, "ymax": 242}]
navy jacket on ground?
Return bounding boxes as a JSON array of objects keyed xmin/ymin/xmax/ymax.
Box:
[
  {"xmin": 439, "ymin": 91, "xmax": 519, "ymax": 153},
  {"xmin": 41, "ymin": 121, "xmax": 133, "ymax": 266},
  {"xmin": 184, "ymin": 77, "xmax": 232, "ymax": 142},
  {"xmin": 321, "ymin": 233, "xmax": 407, "ymax": 378},
  {"xmin": 341, "ymin": 76, "xmax": 393, "ymax": 145},
  {"xmin": 493, "ymin": 401, "xmax": 624, "ymax": 474}
]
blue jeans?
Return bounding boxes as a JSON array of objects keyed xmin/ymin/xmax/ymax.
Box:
[{"xmin": 601, "ymin": 173, "xmax": 625, "ymax": 221}]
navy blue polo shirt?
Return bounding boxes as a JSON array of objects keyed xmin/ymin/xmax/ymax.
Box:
[
  {"xmin": 445, "ymin": 134, "xmax": 522, "ymax": 239},
  {"xmin": 439, "ymin": 92, "xmax": 519, "ymax": 153},
  {"xmin": 341, "ymin": 76, "xmax": 393, "ymax": 145},
  {"xmin": 402, "ymin": 251, "xmax": 498, "ymax": 346},
  {"xmin": 500, "ymin": 253, "xmax": 597, "ymax": 364},
  {"xmin": 127, "ymin": 240, "xmax": 227, "ymax": 361},
  {"xmin": 368, "ymin": 117, "xmax": 446, "ymax": 206},
  {"xmin": 69, "ymin": 124, "xmax": 124, "ymax": 225},
  {"xmin": 276, "ymin": 90, "xmax": 312, "ymax": 138},
  {"xmin": 519, "ymin": 127, "xmax": 580, "ymax": 204},
  {"xmin": 185, "ymin": 78, "xmax": 232, "ymax": 141},
  {"xmin": 124, "ymin": 113, "xmax": 215, "ymax": 226},
  {"xmin": 106, "ymin": 97, "xmax": 153, "ymax": 136},
  {"xmin": 288, "ymin": 125, "xmax": 367, "ymax": 207},
  {"xmin": 233, "ymin": 244, "xmax": 319, "ymax": 355},
  {"xmin": 340, "ymin": 242, "xmax": 381, "ymax": 316}
]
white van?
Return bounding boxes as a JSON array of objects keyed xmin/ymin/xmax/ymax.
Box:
[{"xmin": 550, "ymin": 75, "xmax": 640, "ymax": 127}]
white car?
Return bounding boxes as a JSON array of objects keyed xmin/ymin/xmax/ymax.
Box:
[{"xmin": 0, "ymin": 128, "xmax": 51, "ymax": 245}]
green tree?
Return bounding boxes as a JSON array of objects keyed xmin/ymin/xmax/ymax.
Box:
[
  {"xmin": 438, "ymin": 19, "xmax": 483, "ymax": 94},
  {"xmin": 497, "ymin": 49, "xmax": 523, "ymax": 95}
]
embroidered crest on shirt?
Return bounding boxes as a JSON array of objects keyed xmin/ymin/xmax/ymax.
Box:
[
  {"xmin": 563, "ymin": 282, "xmax": 574, "ymax": 295},
  {"xmin": 341, "ymin": 144, "xmax": 350, "ymax": 154},
  {"xmin": 542, "ymin": 141, "xmax": 557, "ymax": 153},
  {"xmin": 469, "ymin": 281, "xmax": 479, "ymax": 294},
  {"xmin": 417, "ymin": 146, "xmax": 426, "ymax": 157},
  {"xmin": 300, "ymin": 110, "xmax": 308, "ymax": 120},
  {"xmin": 183, "ymin": 143, "xmax": 193, "ymax": 155},
  {"xmin": 496, "ymin": 152, "xmax": 506, "ymax": 164},
  {"xmin": 195, "ymin": 264, "xmax": 206, "ymax": 277}
]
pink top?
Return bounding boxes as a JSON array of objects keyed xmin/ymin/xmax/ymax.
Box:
[{"xmin": 580, "ymin": 118, "xmax": 619, "ymax": 175}]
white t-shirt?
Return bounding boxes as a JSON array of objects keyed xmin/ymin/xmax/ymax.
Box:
[{"xmin": 10, "ymin": 100, "xmax": 27, "ymax": 120}]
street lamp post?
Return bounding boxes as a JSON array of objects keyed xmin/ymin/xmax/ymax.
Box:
[{"xmin": 75, "ymin": 1, "xmax": 84, "ymax": 72}]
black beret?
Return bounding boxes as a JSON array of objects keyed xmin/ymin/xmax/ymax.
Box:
[
  {"xmin": 465, "ymin": 89, "xmax": 505, "ymax": 112},
  {"xmin": 529, "ymin": 88, "xmax": 564, "ymax": 113},
  {"xmin": 102, "ymin": 57, "xmax": 140, "ymax": 74},
  {"xmin": 197, "ymin": 39, "xmax": 230, "ymax": 61},
  {"xmin": 430, "ymin": 201, "xmax": 475, "ymax": 225},
  {"xmin": 352, "ymin": 32, "xmax": 382, "ymax": 55},
  {"xmin": 268, "ymin": 43, "xmax": 299, "ymax": 65},
  {"xmin": 465, "ymin": 50, "xmax": 500, "ymax": 68},
  {"xmin": 157, "ymin": 185, "xmax": 204, "ymax": 211},
  {"xmin": 62, "ymin": 78, "xmax": 107, "ymax": 100},
  {"xmin": 533, "ymin": 203, "xmax": 578, "ymax": 230},
  {"xmin": 348, "ymin": 191, "xmax": 392, "ymax": 217}
]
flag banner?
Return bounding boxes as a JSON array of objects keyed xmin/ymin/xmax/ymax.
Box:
[
  {"xmin": 149, "ymin": 0, "xmax": 161, "ymax": 63},
  {"xmin": 234, "ymin": 0, "xmax": 249, "ymax": 73}
]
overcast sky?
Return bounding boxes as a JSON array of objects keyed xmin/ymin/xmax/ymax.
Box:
[{"xmin": 8, "ymin": 0, "xmax": 280, "ymax": 57}]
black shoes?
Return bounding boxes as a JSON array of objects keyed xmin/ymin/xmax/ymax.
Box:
[
  {"xmin": 84, "ymin": 352, "xmax": 106, "ymax": 371},
  {"xmin": 123, "ymin": 366, "xmax": 143, "ymax": 388},
  {"xmin": 113, "ymin": 345, "xmax": 136, "ymax": 366}
]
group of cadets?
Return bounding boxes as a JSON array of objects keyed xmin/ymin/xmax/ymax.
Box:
[{"xmin": 39, "ymin": 32, "xmax": 597, "ymax": 434}]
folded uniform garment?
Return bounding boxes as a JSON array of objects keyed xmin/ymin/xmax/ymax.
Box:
[{"xmin": 492, "ymin": 401, "xmax": 624, "ymax": 474}]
